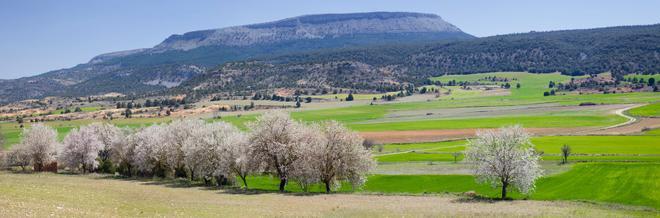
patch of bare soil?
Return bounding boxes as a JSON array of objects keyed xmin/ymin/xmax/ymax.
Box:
[
  {"xmin": 361, "ymin": 127, "xmax": 593, "ymax": 144},
  {"xmin": 588, "ymin": 118, "xmax": 660, "ymax": 135}
]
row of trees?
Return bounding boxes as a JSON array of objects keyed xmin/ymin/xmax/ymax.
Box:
[{"xmin": 3, "ymin": 111, "xmax": 375, "ymax": 193}]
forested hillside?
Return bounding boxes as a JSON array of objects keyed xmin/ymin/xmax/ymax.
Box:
[{"xmin": 181, "ymin": 24, "xmax": 660, "ymax": 95}]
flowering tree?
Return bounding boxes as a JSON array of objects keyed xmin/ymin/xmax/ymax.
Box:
[
  {"xmin": 319, "ymin": 121, "xmax": 375, "ymax": 192},
  {"xmin": 292, "ymin": 121, "xmax": 375, "ymax": 193},
  {"xmin": 59, "ymin": 126, "xmax": 104, "ymax": 173},
  {"xmin": 110, "ymin": 128, "xmax": 135, "ymax": 176},
  {"xmin": 289, "ymin": 124, "xmax": 324, "ymax": 192},
  {"xmin": 465, "ymin": 126, "xmax": 543, "ymax": 199},
  {"xmin": 132, "ymin": 125, "xmax": 169, "ymax": 176},
  {"xmin": 22, "ymin": 124, "xmax": 58, "ymax": 171},
  {"xmin": 215, "ymin": 123, "xmax": 258, "ymax": 189},
  {"xmin": 181, "ymin": 121, "xmax": 227, "ymax": 182},
  {"xmin": 86, "ymin": 123, "xmax": 122, "ymax": 172},
  {"xmin": 5, "ymin": 143, "xmax": 31, "ymax": 171},
  {"xmin": 248, "ymin": 111, "xmax": 304, "ymax": 192},
  {"xmin": 165, "ymin": 119, "xmax": 206, "ymax": 178}
]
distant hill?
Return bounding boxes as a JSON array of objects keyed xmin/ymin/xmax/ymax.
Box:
[
  {"xmin": 180, "ymin": 24, "xmax": 660, "ymax": 95},
  {"xmin": 0, "ymin": 12, "xmax": 473, "ymax": 104}
]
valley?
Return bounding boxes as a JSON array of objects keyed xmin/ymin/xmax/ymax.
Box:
[{"xmin": 0, "ymin": 10, "xmax": 659, "ymax": 217}]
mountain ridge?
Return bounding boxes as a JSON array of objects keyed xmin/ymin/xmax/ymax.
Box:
[{"xmin": 0, "ymin": 12, "xmax": 474, "ymax": 104}]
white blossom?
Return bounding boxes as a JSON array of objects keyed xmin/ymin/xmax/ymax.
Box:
[
  {"xmin": 59, "ymin": 126, "xmax": 104, "ymax": 173},
  {"xmin": 465, "ymin": 125, "xmax": 543, "ymax": 199},
  {"xmin": 214, "ymin": 122, "xmax": 258, "ymax": 189},
  {"xmin": 86, "ymin": 123, "xmax": 122, "ymax": 163},
  {"xmin": 132, "ymin": 125, "xmax": 169, "ymax": 176},
  {"xmin": 21, "ymin": 124, "xmax": 58, "ymax": 171},
  {"xmin": 248, "ymin": 111, "xmax": 305, "ymax": 192},
  {"xmin": 165, "ymin": 119, "xmax": 206, "ymax": 176},
  {"xmin": 110, "ymin": 128, "xmax": 135, "ymax": 176},
  {"xmin": 5, "ymin": 143, "xmax": 32, "ymax": 171},
  {"xmin": 289, "ymin": 123, "xmax": 325, "ymax": 192},
  {"xmin": 181, "ymin": 121, "xmax": 228, "ymax": 181}
]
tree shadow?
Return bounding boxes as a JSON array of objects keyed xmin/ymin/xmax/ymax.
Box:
[
  {"xmin": 451, "ymin": 194, "xmax": 512, "ymax": 204},
  {"xmin": 91, "ymin": 174, "xmax": 332, "ymax": 196}
]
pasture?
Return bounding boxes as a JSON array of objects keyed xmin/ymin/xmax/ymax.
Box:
[
  {"xmin": 375, "ymin": 135, "xmax": 660, "ymax": 163},
  {"xmin": 628, "ymin": 103, "xmax": 660, "ymax": 117}
]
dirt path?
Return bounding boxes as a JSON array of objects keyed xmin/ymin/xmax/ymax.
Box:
[{"xmin": 585, "ymin": 104, "xmax": 660, "ymax": 135}]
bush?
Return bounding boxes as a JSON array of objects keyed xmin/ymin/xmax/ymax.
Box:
[{"xmin": 579, "ymin": 102, "xmax": 597, "ymax": 106}]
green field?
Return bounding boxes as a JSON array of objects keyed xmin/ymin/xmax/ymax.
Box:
[
  {"xmin": 375, "ymin": 135, "xmax": 660, "ymax": 163},
  {"xmin": 292, "ymin": 72, "xmax": 659, "ymax": 125},
  {"xmin": 628, "ymin": 103, "xmax": 660, "ymax": 117},
  {"xmin": 431, "ymin": 72, "xmax": 576, "ymax": 98},
  {"xmin": 624, "ymin": 74, "xmax": 660, "ymax": 83},
  {"xmin": 350, "ymin": 114, "xmax": 626, "ymax": 132},
  {"xmin": 364, "ymin": 163, "xmax": 660, "ymax": 209}
]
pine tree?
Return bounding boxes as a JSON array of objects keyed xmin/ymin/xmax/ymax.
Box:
[{"xmin": 346, "ymin": 93, "xmax": 354, "ymax": 101}]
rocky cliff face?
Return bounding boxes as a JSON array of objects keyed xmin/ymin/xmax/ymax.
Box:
[{"xmin": 152, "ymin": 12, "xmax": 463, "ymax": 51}]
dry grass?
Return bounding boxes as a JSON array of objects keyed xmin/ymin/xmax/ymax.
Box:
[{"xmin": 0, "ymin": 172, "xmax": 656, "ymax": 217}]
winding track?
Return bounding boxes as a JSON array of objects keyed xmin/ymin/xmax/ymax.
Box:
[{"xmin": 601, "ymin": 104, "xmax": 639, "ymax": 129}]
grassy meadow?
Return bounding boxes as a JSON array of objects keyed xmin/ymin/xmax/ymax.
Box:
[
  {"xmin": 375, "ymin": 135, "xmax": 660, "ymax": 163},
  {"xmin": 628, "ymin": 102, "xmax": 660, "ymax": 117}
]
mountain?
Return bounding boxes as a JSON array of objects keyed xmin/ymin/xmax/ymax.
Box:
[
  {"xmin": 0, "ymin": 12, "xmax": 474, "ymax": 104},
  {"xmin": 180, "ymin": 24, "xmax": 660, "ymax": 95}
]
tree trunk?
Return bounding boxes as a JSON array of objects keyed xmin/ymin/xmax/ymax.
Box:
[
  {"xmin": 278, "ymin": 178, "xmax": 287, "ymax": 192},
  {"xmin": 239, "ymin": 175, "xmax": 249, "ymax": 190},
  {"xmin": 324, "ymin": 181, "xmax": 331, "ymax": 194},
  {"xmin": 501, "ymin": 182, "xmax": 508, "ymax": 200}
]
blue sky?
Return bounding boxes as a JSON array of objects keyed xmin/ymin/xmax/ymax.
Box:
[{"xmin": 1, "ymin": 0, "xmax": 659, "ymax": 79}]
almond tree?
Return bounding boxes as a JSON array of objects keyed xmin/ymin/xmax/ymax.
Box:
[
  {"xmin": 165, "ymin": 119, "xmax": 206, "ymax": 178},
  {"xmin": 321, "ymin": 121, "xmax": 376, "ymax": 191},
  {"xmin": 110, "ymin": 128, "xmax": 135, "ymax": 176},
  {"xmin": 86, "ymin": 123, "xmax": 122, "ymax": 172},
  {"xmin": 289, "ymin": 124, "xmax": 325, "ymax": 192},
  {"xmin": 22, "ymin": 124, "xmax": 58, "ymax": 171},
  {"xmin": 465, "ymin": 126, "xmax": 543, "ymax": 199},
  {"xmin": 248, "ymin": 111, "xmax": 304, "ymax": 192},
  {"xmin": 59, "ymin": 126, "xmax": 104, "ymax": 173},
  {"xmin": 133, "ymin": 125, "xmax": 169, "ymax": 176},
  {"xmin": 312, "ymin": 121, "xmax": 375, "ymax": 193},
  {"xmin": 5, "ymin": 143, "xmax": 31, "ymax": 171},
  {"xmin": 181, "ymin": 121, "xmax": 229, "ymax": 182},
  {"xmin": 215, "ymin": 123, "xmax": 259, "ymax": 189}
]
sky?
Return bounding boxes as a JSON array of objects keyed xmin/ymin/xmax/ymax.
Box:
[{"xmin": 1, "ymin": 0, "xmax": 659, "ymax": 79}]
